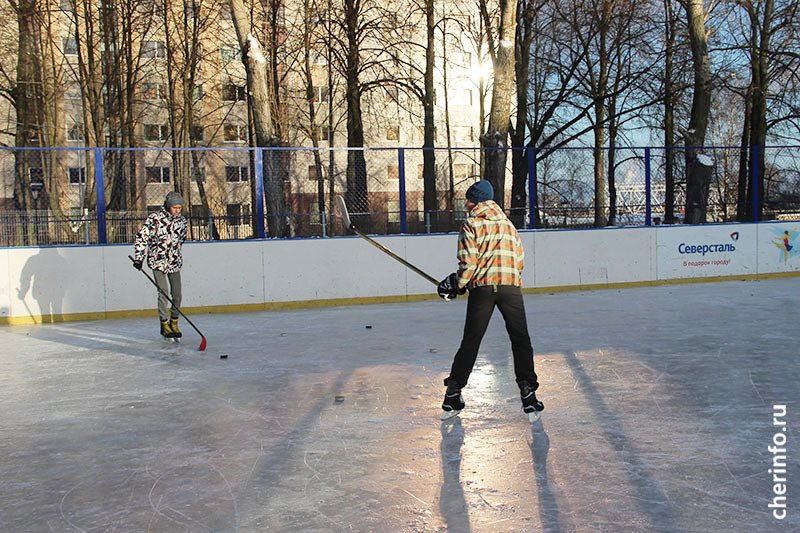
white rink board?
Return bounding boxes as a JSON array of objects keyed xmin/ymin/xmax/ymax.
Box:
[
  {"xmin": 656, "ymin": 224, "xmax": 756, "ymax": 280},
  {"xmin": 0, "ymin": 249, "xmax": 8, "ymax": 317},
  {"xmin": 1, "ymin": 222, "xmax": 799, "ymax": 321},
  {"xmin": 8, "ymin": 246, "xmax": 105, "ymax": 318},
  {"xmin": 758, "ymin": 221, "xmax": 800, "ymax": 273},
  {"xmin": 531, "ymin": 227, "xmax": 655, "ymax": 288}
]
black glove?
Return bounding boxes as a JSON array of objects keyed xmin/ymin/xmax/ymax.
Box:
[
  {"xmin": 132, "ymin": 258, "xmax": 143, "ymax": 271},
  {"xmin": 437, "ymin": 272, "xmax": 461, "ymax": 301}
]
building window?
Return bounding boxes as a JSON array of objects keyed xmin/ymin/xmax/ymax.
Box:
[
  {"xmin": 192, "ymin": 84, "xmax": 204, "ymax": 101},
  {"xmin": 220, "ymin": 44, "xmax": 239, "ymax": 61},
  {"xmin": 145, "ymin": 166, "xmax": 170, "ymax": 184},
  {"xmin": 220, "ymin": 3, "xmax": 232, "ymax": 20},
  {"xmin": 453, "ymin": 126, "xmax": 474, "ymax": 142},
  {"xmin": 29, "ymin": 167, "xmax": 44, "ymax": 185},
  {"xmin": 67, "ymin": 123, "xmax": 84, "ymax": 141},
  {"xmin": 223, "ymin": 124, "xmax": 247, "ymax": 142},
  {"xmin": 142, "ymin": 82, "xmax": 166, "ymax": 101},
  {"xmin": 68, "ymin": 167, "xmax": 86, "ymax": 184},
  {"xmin": 60, "ymin": 0, "xmax": 74, "ymax": 12},
  {"xmin": 454, "ymin": 163, "xmax": 475, "ymax": 180},
  {"xmin": 454, "ymin": 89, "xmax": 473, "ymax": 106},
  {"xmin": 65, "ymin": 83, "xmax": 81, "ymax": 100},
  {"xmin": 62, "ymin": 38, "xmax": 78, "ymax": 56},
  {"xmin": 225, "ymin": 166, "xmax": 249, "ymax": 182},
  {"xmin": 385, "ymin": 86, "xmax": 398, "ymax": 103},
  {"xmin": 417, "ymin": 126, "xmax": 436, "ymax": 142},
  {"xmin": 144, "ymin": 124, "xmax": 169, "ymax": 141},
  {"xmin": 310, "ymin": 49, "xmax": 327, "ymax": 65},
  {"xmin": 388, "ymin": 199, "xmax": 425, "ymax": 223},
  {"xmin": 192, "ymin": 125, "xmax": 204, "ymax": 141},
  {"xmin": 387, "ymin": 164, "xmax": 399, "ymax": 181},
  {"xmin": 226, "ymin": 203, "xmax": 250, "ymax": 225},
  {"xmin": 455, "ymin": 198, "xmax": 468, "ymax": 220},
  {"xmin": 312, "ymin": 125, "xmax": 331, "ymax": 143},
  {"xmin": 138, "ymin": 0, "xmax": 164, "ymax": 15},
  {"xmin": 184, "ymin": 1, "xmax": 198, "ymax": 19},
  {"xmin": 191, "ymin": 166, "xmax": 206, "ymax": 182},
  {"xmin": 386, "ymin": 126, "xmax": 400, "ymax": 141},
  {"xmin": 312, "ymin": 85, "xmax": 328, "ymax": 103},
  {"xmin": 308, "ymin": 164, "xmax": 327, "ymax": 180},
  {"xmin": 222, "ymin": 84, "xmax": 247, "ymax": 102},
  {"xmin": 141, "ymin": 41, "xmax": 165, "ymax": 58}
]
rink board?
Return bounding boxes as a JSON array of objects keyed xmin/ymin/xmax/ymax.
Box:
[{"xmin": 0, "ymin": 221, "xmax": 798, "ymax": 322}]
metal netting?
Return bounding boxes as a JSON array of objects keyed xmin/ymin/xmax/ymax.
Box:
[{"xmin": 1, "ymin": 145, "xmax": 798, "ymax": 247}]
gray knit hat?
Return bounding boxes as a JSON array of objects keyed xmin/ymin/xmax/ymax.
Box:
[{"xmin": 164, "ymin": 191, "xmax": 184, "ymax": 208}]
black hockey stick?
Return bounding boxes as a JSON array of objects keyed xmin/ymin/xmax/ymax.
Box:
[
  {"xmin": 334, "ymin": 195, "xmax": 439, "ymax": 286},
  {"xmin": 128, "ymin": 255, "xmax": 207, "ymax": 351}
]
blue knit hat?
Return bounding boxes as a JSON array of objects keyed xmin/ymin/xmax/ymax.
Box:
[{"xmin": 466, "ymin": 180, "xmax": 494, "ymax": 203}]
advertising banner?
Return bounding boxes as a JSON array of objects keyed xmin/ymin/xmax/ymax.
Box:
[
  {"xmin": 656, "ymin": 224, "xmax": 757, "ymax": 280},
  {"xmin": 758, "ymin": 222, "xmax": 800, "ymax": 274}
]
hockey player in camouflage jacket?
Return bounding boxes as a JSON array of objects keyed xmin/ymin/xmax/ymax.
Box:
[
  {"xmin": 132, "ymin": 191, "xmax": 187, "ymax": 338},
  {"xmin": 437, "ymin": 180, "xmax": 543, "ymax": 421}
]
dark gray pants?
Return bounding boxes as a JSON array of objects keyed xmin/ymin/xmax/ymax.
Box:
[
  {"xmin": 445, "ymin": 285, "xmax": 538, "ymax": 391},
  {"xmin": 153, "ymin": 270, "xmax": 182, "ymax": 320}
]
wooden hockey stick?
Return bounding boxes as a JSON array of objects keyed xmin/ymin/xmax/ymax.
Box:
[
  {"xmin": 334, "ymin": 195, "xmax": 439, "ymax": 286},
  {"xmin": 129, "ymin": 255, "xmax": 207, "ymax": 351}
]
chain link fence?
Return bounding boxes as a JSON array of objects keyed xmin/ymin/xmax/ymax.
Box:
[{"xmin": 1, "ymin": 146, "xmax": 798, "ymax": 247}]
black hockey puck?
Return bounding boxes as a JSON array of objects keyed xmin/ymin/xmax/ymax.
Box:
[
  {"xmin": 365, "ymin": 325, "xmax": 372, "ymax": 329},
  {"xmin": 334, "ymin": 395, "xmax": 345, "ymax": 402},
  {"xmin": 220, "ymin": 354, "xmax": 228, "ymax": 359}
]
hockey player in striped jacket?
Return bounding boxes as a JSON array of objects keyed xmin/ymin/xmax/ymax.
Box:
[
  {"xmin": 132, "ymin": 191, "xmax": 188, "ymax": 339},
  {"xmin": 437, "ymin": 180, "xmax": 543, "ymax": 422}
]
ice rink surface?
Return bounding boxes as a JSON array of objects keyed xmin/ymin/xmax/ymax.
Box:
[{"xmin": 1, "ymin": 277, "xmax": 798, "ymax": 532}]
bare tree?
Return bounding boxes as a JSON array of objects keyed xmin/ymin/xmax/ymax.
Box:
[
  {"xmin": 480, "ymin": 0, "xmax": 517, "ymax": 208},
  {"xmin": 680, "ymin": 0, "xmax": 712, "ymax": 224},
  {"xmin": 230, "ymin": 0, "xmax": 288, "ymax": 237}
]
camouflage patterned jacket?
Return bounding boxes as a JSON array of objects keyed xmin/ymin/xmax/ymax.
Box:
[
  {"xmin": 133, "ymin": 208, "xmax": 187, "ymax": 274},
  {"xmin": 456, "ymin": 200, "xmax": 525, "ymax": 289}
]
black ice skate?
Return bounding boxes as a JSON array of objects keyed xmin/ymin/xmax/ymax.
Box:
[
  {"xmin": 520, "ymin": 382, "xmax": 544, "ymax": 424},
  {"xmin": 441, "ymin": 386, "xmax": 465, "ymax": 420}
]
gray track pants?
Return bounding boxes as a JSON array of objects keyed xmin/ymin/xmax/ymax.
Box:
[{"xmin": 153, "ymin": 270, "xmax": 182, "ymax": 320}]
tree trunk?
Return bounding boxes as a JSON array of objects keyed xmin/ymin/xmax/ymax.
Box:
[
  {"xmin": 230, "ymin": 0, "xmax": 287, "ymax": 237},
  {"xmin": 481, "ymin": 0, "xmax": 517, "ymax": 209},
  {"xmin": 682, "ymin": 0, "xmax": 712, "ymax": 225},
  {"xmin": 422, "ymin": 0, "xmax": 437, "ymax": 231},
  {"xmin": 663, "ymin": 0, "xmax": 677, "ymax": 224},
  {"xmin": 746, "ymin": 0, "xmax": 772, "ymax": 221},
  {"xmin": 510, "ymin": 0, "xmax": 535, "ymax": 229},
  {"xmin": 343, "ymin": 0, "xmax": 368, "ymax": 220}
]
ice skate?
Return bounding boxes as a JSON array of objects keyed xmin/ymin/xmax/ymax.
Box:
[
  {"xmin": 169, "ymin": 317, "xmax": 182, "ymax": 338},
  {"xmin": 520, "ymin": 382, "xmax": 544, "ymax": 424},
  {"xmin": 160, "ymin": 319, "xmax": 179, "ymax": 342},
  {"xmin": 441, "ymin": 386, "xmax": 465, "ymax": 420}
]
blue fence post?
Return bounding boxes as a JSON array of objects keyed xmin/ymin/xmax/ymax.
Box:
[
  {"xmin": 527, "ymin": 147, "xmax": 536, "ymax": 229},
  {"xmin": 398, "ymin": 148, "xmax": 407, "ymax": 234},
  {"xmin": 751, "ymin": 146, "xmax": 759, "ymax": 223},
  {"xmin": 94, "ymin": 148, "xmax": 106, "ymax": 244},
  {"xmin": 255, "ymin": 148, "xmax": 265, "ymax": 238},
  {"xmin": 644, "ymin": 148, "xmax": 652, "ymax": 226}
]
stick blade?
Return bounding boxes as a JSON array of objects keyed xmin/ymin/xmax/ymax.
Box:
[
  {"xmin": 198, "ymin": 336, "xmax": 207, "ymax": 351},
  {"xmin": 334, "ymin": 195, "xmax": 353, "ymax": 230}
]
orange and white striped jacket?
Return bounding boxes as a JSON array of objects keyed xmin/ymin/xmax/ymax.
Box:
[{"xmin": 456, "ymin": 200, "xmax": 525, "ymax": 289}]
